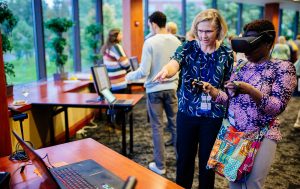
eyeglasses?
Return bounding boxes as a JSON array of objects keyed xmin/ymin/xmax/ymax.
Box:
[{"xmin": 197, "ymin": 30, "xmax": 215, "ymax": 34}]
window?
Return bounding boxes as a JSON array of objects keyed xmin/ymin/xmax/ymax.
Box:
[
  {"xmin": 242, "ymin": 4, "xmax": 262, "ymax": 32},
  {"xmin": 79, "ymin": 0, "xmax": 96, "ymax": 71},
  {"xmin": 5, "ymin": 0, "xmax": 36, "ymax": 84},
  {"xmin": 186, "ymin": 0, "xmax": 211, "ymax": 33},
  {"xmin": 217, "ymin": 0, "xmax": 238, "ymax": 35},
  {"xmin": 103, "ymin": 0, "xmax": 123, "ymax": 38},
  {"xmin": 43, "ymin": 0, "xmax": 74, "ymax": 78},
  {"xmin": 281, "ymin": 9, "xmax": 296, "ymax": 39},
  {"xmin": 148, "ymin": 0, "xmax": 182, "ymax": 34}
]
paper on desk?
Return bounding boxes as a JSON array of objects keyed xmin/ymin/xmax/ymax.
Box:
[{"xmin": 34, "ymin": 161, "xmax": 68, "ymax": 177}]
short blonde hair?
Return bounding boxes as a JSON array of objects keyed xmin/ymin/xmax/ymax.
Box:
[
  {"xmin": 278, "ymin": 36, "xmax": 286, "ymax": 44},
  {"xmin": 191, "ymin": 9, "xmax": 228, "ymax": 41},
  {"xmin": 166, "ymin": 22, "xmax": 178, "ymax": 34}
]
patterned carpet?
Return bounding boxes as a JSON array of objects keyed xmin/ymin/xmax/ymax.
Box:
[{"xmin": 73, "ymin": 95, "xmax": 300, "ymax": 189}]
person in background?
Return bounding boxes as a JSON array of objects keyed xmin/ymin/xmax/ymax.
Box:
[
  {"xmin": 166, "ymin": 21, "xmax": 186, "ymax": 43},
  {"xmin": 203, "ymin": 19, "xmax": 296, "ymax": 189},
  {"xmin": 153, "ymin": 9, "xmax": 234, "ymax": 189},
  {"xmin": 126, "ymin": 11, "xmax": 181, "ymax": 175},
  {"xmin": 293, "ymin": 59, "xmax": 300, "ymax": 129},
  {"xmin": 271, "ymin": 36, "xmax": 290, "ymax": 61},
  {"xmin": 294, "ymin": 34, "xmax": 300, "ymax": 59},
  {"xmin": 101, "ymin": 28, "xmax": 131, "ymax": 93},
  {"xmin": 287, "ymin": 37, "xmax": 299, "ymax": 63},
  {"xmin": 185, "ymin": 30, "xmax": 195, "ymax": 41}
]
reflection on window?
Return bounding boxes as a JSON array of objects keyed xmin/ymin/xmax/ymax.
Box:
[
  {"xmin": 186, "ymin": 0, "xmax": 211, "ymax": 32},
  {"xmin": 43, "ymin": 0, "xmax": 74, "ymax": 78},
  {"xmin": 217, "ymin": 0, "xmax": 238, "ymax": 36},
  {"xmin": 281, "ymin": 9, "xmax": 296, "ymax": 39},
  {"xmin": 103, "ymin": 0, "xmax": 123, "ymax": 38},
  {"xmin": 79, "ymin": 0, "xmax": 96, "ymax": 72},
  {"xmin": 242, "ymin": 4, "xmax": 262, "ymax": 32},
  {"xmin": 5, "ymin": 0, "xmax": 36, "ymax": 84}
]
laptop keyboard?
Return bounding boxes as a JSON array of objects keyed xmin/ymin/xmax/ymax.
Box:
[{"xmin": 52, "ymin": 167, "xmax": 96, "ymax": 189}]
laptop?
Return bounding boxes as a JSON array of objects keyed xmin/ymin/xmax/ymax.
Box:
[
  {"xmin": 129, "ymin": 57, "xmax": 139, "ymax": 71},
  {"xmin": 12, "ymin": 131, "xmax": 127, "ymax": 189},
  {"xmin": 101, "ymin": 88, "xmax": 133, "ymax": 106},
  {"xmin": 128, "ymin": 57, "xmax": 146, "ymax": 84}
]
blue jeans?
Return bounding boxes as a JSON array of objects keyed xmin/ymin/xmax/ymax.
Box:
[
  {"xmin": 147, "ymin": 89, "xmax": 178, "ymax": 170},
  {"xmin": 176, "ymin": 112, "xmax": 222, "ymax": 189}
]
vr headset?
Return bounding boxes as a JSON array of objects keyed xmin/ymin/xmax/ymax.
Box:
[{"xmin": 231, "ymin": 30, "xmax": 276, "ymax": 53}]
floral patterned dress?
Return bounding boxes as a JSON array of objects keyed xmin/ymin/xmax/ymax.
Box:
[{"xmin": 215, "ymin": 59, "xmax": 297, "ymax": 141}]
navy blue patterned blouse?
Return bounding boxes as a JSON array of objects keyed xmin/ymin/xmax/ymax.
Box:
[{"xmin": 172, "ymin": 40, "xmax": 234, "ymax": 118}]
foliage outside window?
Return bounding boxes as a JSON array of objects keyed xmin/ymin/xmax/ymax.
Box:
[
  {"xmin": 242, "ymin": 3, "xmax": 262, "ymax": 31},
  {"xmin": 43, "ymin": 0, "xmax": 74, "ymax": 78},
  {"xmin": 186, "ymin": 0, "xmax": 211, "ymax": 32},
  {"xmin": 103, "ymin": 0, "xmax": 123, "ymax": 39},
  {"xmin": 6, "ymin": 0, "xmax": 36, "ymax": 84},
  {"xmin": 45, "ymin": 17, "xmax": 73, "ymax": 77},
  {"xmin": 217, "ymin": 0, "xmax": 238, "ymax": 36},
  {"xmin": 79, "ymin": 0, "xmax": 96, "ymax": 71},
  {"xmin": 281, "ymin": 9, "xmax": 296, "ymax": 40},
  {"xmin": 148, "ymin": 0, "xmax": 182, "ymax": 35},
  {"xmin": 1, "ymin": 1, "xmax": 17, "ymax": 85},
  {"xmin": 84, "ymin": 23, "xmax": 103, "ymax": 66}
]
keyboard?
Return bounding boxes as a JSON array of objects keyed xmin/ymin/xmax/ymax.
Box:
[
  {"xmin": 52, "ymin": 167, "xmax": 95, "ymax": 189},
  {"xmin": 114, "ymin": 99, "xmax": 133, "ymax": 105}
]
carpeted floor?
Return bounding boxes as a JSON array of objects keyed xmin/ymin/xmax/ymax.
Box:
[{"xmin": 73, "ymin": 95, "xmax": 300, "ymax": 189}]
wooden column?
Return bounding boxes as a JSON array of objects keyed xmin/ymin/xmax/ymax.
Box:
[
  {"xmin": 0, "ymin": 33, "xmax": 12, "ymax": 157},
  {"xmin": 123, "ymin": 0, "xmax": 143, "ymax": 61},
  {"xmin": 264, "ymin": 3, "xmax": 280, "ymax": 36}
]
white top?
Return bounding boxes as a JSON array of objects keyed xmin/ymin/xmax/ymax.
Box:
[{"xmin": 126, "ymin": 34, "xmax": 181, "ymax": 93}]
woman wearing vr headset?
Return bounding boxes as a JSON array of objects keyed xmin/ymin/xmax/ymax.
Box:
[
  {"xmin": 202, "ymin": 19, "xmax": 297, "ymax": 188},
  {"xmin": 153, "ymin": 9, "xmax": 234, "ymax": 189}
]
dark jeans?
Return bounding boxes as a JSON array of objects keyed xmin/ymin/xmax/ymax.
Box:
[{"xmin": 176, "ymin": 112, "xmax": 222, "ymax": 189}]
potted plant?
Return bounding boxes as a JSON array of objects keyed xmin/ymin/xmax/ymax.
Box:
[
  {"xmin": 84, "ymin": 23, "xmax": 103, "ymax": 66},
  {"xmin": 0, "ymin": 1, "xmax": 18, "ymax": 96},
  {"xmin": 45, "ymin": 17, "xmax": 73, "ymax": 80}
]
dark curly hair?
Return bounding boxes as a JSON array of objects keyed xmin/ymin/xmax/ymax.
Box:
[{"xmin": 243, "ymin": 19, "xmax": 275, "ymax": 44}]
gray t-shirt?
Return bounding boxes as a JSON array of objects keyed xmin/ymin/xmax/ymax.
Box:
[{"xmin": 126, "ymin": 33, "xmax": 181, "ymax": 93}]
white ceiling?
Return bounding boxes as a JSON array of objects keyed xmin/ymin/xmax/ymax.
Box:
[{"xmin": 231, "ymin": 0, "xmax": 300, "ymax": 11}]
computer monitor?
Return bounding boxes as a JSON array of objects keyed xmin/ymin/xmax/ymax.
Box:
[
  {"xmin": 90, "ymin": 65, "xmax": 111, "ymax": 101},
  {"xmin": 129, "ymin": 57, "xmax": 139, "ymax": 71}
]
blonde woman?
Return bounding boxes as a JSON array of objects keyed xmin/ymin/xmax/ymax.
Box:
[
  {"xmin": 271, "ymin": 35, "xmax": 291, "ymax": 61},
  {"xmin": 153, "ymin": 9, "xmax": 234, "ymax": 189}
]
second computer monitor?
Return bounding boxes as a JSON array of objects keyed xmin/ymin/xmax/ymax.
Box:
[
  {"xmin": 91, "ymin": 65, "xmax": 111, "ymax": 97},
  {"xmin": 129, "ymin": 57, "xmax": 139, "ymax": 71}
]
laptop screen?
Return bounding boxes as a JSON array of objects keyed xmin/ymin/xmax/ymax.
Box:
[
  {"xmin": 101, "ymin": 88, "xmax": 116, "ymax": 104},
  {"xmin": 91, "ymin": 65, "xmax": 111, "ymax": 97},
  {"xmin": 12, "ymin": 131, "xmax": 59, "ymax": 188},
  {"xmin": 129, "ymin": 57, "xmax": 139, "ymax": 71}
]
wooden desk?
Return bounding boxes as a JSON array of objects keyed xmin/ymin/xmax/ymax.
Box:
[
  {"xmin": 7, "ymin": 81, "xmax": 144, "ymax": 156},
  {"xmin": 0, "ymin": 138, "xmax": 183, "ymax": 189},
  {"xmin": 30, "ymin": 92, "xmax": 144, "ymax": 156}
]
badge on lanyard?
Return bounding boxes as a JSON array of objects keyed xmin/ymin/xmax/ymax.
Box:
[
  {"xmin": 200, "ymin": 93, "xmax": 212, "ymax": 111},
  {"xmin": 228, "ymin": 109, "xmax": 235, "ymax": 126}
]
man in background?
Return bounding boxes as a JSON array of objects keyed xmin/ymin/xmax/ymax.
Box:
[{"xmin": 126, "ymin": 11, "xmax": 181, "ymax": 175}]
